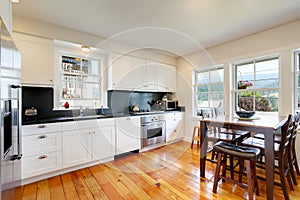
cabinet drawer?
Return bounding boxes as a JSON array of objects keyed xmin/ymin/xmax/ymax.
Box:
[
  {"xmin": 62, "ymin": 119, "xmax": 100, "ymax": 131},
  {"xmin": 22, "ymin": 123, "xmax": 61, "ymax": 136},
  {"xmin": 22, "ymin": 151, "xmax": 62, "ymax": 179},
  {"xmin": 22, "ymin": 132, "xmax": 61, "ymax": 157},
  {"xmin": 96, "ymin": 118, "xmax": 115, "ymax": 126},
  {"xmin": 62, "ymin": 119, "xmax": 115, "ymax": 131}
]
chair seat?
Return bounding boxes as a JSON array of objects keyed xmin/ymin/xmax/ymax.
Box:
[
  {"xmin": 241, "ymin": 137, "xmax": 280, "ymax": 153},
  {"xmin": 213, "ymin": 141, "xmax": 260, "ymax": 161}
]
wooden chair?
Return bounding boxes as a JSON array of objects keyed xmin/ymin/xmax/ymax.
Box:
[
  {"xmin": 191, "ymin": 125, "xmax": 201, "ymax": 148},
  {"xmin": 252, "ymin": 112, "xmax": 300, "ymax": 185},
  {"xmin": 241, "ymin": 114, "xmax": 295, "ymax": 200},
  {"xmin": 212, "ymin": 141, "xmax": 260, "ymax": 200}
]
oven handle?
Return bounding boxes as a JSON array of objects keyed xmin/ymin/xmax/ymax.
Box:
[{"xmin": 142, "ymin": 121, "xmax": 165, "ymax": 127}]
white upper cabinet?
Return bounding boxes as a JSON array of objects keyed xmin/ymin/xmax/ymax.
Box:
[
  {"xmin": 108, "ymin": 53, "xmax": 134, "ymax": 90},
  {"xmin": 13, "ymin": 32, "xmax": 54, "ymax": 85},
  {"xmin": 108, "ymin": 53, "xmax": 176, "ymax": 92},
  {"xmin": 0, "ymin": 0, "xmax": 12, "ymax": 33},
  {"xmin": 157, "ymin": 63, "xmax": 176, "ymax": 92}
]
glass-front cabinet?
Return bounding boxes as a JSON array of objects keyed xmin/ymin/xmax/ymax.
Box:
[{"xmin": 60, "ymin": 54, "xmax": 101, "ymax": 108}]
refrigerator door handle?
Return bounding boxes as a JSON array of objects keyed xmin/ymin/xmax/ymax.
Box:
[{"xmin": 10, "ymin": 85, "xmax": 23, "ymax": 160}]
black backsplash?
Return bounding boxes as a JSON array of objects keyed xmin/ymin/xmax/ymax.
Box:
[
  {"xmin": 107, "ymin": 90, "xmax": 169, "ymax": 114},
  {"xmin": 22, "ymin": 86, "xmax": 74, "ymax": 122}
]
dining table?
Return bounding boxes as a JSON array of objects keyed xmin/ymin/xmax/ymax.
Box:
[{"xmin": 199, "ymin": 115, "xmax": 287, "ymax": 200}]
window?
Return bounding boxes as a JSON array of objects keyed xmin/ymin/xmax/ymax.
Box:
[
  {"xmin": 233, "ymin": 56, "xmax": 279, "ymax": 113},
  {"xmin": 294, "ymin": 50, "xmax": 300, "ymax": 109},
  {"xmin": 193, "ymin": 66, "xmax": 224, "ymax": 116},
  {"xmin": 60, "ymin": 53, "xmax": 102, "ymax": 108}
]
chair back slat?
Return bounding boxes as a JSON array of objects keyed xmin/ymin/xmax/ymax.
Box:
[{"xmin": 280, "ymin": 114, "xmax": 294, "ymax": 152}]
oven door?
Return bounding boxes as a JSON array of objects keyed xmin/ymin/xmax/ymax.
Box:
[{"xmin": 142, "ymin": 121, "xmax": 166, "ymax": 148}]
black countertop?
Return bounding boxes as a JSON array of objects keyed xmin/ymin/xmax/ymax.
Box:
[{"xmin": 22, "ymin": 110, "xmax": 184, "ymax": 125}]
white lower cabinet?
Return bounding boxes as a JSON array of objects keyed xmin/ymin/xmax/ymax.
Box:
[
  {"xmin": 21, "ymin": 123, "xmax": 62, "ymax": 179},
  {"xmin": 62, "ymin": 119, "xmax": 115, "ymax": 168},
  {"xmin": 91, "ymin": 126, "xmax": 115, "ymax": 161},
  {"xmin": 159, "ymin": 112, "xmax": 184, "ymax": 142},
  {"xmin": 62, "ymin": 129, "xmax": 91, "ymax": 168},
  {"xmin": 116, "ymin": 116, "xmax": 141, "ymax": 154},
  {"xmin": 21, "ymin": 119, "xmax": 115, "ymax": 180},
  {"xmin": 22, "ymin": 152, "xmax": 62, "ymax": 179}
]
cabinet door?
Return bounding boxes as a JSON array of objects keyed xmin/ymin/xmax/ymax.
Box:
[
  {"xmin": 133, "ymin": 57, "xmax": 146, "ymax": 90},
  {"xmin": 173, "ymin": 113, "xmax": 185, "ymax": 140},
  {"xmin": 109, "ymin": 53, "xmax": 134, "ymax": 90},
  {"xmin": 62, "ymin": 129, "xmax": 91, "ymax": 168},
  {"xmin": 144, "ymin": 60, "xmax": 158, "ymax": 91},
  {"xmin": 13, "ymin": 33, "xmax": 54, "ymax": 85},
  {"xmin": 91, "ymin": 126, "xmax": 115, "ymax": 161},
  {"xmin": 116, "ymin": 117, "xmax": 141, "ymax": 154},
  {"xmin": 157, "ymin": 63, "xmax": 176, "ymax": 92}
]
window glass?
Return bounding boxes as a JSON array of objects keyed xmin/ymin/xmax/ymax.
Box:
[
  {"xmin": 193, "ymin": 66, "xmax": 224, "ymax": 115},
  {"xmin": 234, "ymin": 56, "xmax": 279, "ymax": 113}
]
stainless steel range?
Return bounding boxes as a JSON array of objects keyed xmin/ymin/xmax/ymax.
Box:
[{"xmin": 141, "ymin": 115, "xmax": 166, "ymax": 148}]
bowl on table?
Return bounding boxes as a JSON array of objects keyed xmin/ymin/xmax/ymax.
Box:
[{"xmin": 235, "ymin": 111, "xmax": 255, "ymax": 118}]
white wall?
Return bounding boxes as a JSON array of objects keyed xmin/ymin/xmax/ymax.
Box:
[
  {"xmin": 178, "ymin": 19, "xmax": 300, "ymax": 142},
  {"xmin": 12, "ymin": 16, "xmax": 177, "ymax": 65}
]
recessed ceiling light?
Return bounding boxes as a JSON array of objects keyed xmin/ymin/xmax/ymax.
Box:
[
  {"xmin": 81, "ymin": 45, "xmax": 91, "ymax": 53},
  {"xmin": 12, "ymin": 0, "xmax": 20, "ymax": 3}
]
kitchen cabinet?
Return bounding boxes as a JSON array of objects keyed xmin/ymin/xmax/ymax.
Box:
[
  {"xmin": 0, "ymin": 0, "xmax": 12, "ymax": 33},
  {"xmin": 157, "ymin": 63, "xmax": 176, "ymax": 92},
  {"xmin": 116, "ymin": 116, "xmax": 141, "ymax": 154},
  {"xmin": 159, "ymin": 112, "xmax": 184, "ymax": 142},
  {"xmin": 13, "ymin": 32, "xmax": 54, "ymax": 85},
  {"xmin": 108, "ymin": 53, "xmax": 176, "ymax": 92},
  {"xmin": 108, "ymin": 53, "xmax": 134, "ymax": 90},
  {"xmin": 21, "ymin": 123, "xmax": 62, "ymax": 179},
  {"xmin": 62, "ymin": 119, "xmax": 115, "ymax": 168}
]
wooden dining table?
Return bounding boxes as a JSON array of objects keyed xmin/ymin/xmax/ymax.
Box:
[{"xmin": 199, "ymin": 115, "xmax": 287, "ymax": 200}]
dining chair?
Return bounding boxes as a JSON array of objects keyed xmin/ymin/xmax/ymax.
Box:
[
  {"xmin": 252, "ymin": 112, "xmax": 300, "ymax": 185},
  {"xmin": 193, "ymin": 108, "xmax": 251, "ymax": 179},
  {"xmin": 241, "ymin": 114, "xmax": 294, "ymax": 200},
  {"xmin": 212, "ymin": 141, "xmax": 260, "ymax": 200}
]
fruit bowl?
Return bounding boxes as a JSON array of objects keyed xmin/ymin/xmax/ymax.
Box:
[{"xmin": 236, "ymin": 111, "xmax": 255, "ymax": 118}]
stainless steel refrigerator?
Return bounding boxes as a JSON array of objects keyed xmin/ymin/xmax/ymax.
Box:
[{"xmin": 0, "ymin": 18, "xmax": 22, "ymax": 199}]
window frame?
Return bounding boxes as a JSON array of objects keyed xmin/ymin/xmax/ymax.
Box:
[
  {"xmin": 193, "ymin": 65, "xmax": 224, "ymax": 116},
  {"xmin": 232, "ymin": 54, "xmax": 280, "ymax": 114},
  {"xmin": 293, "ymin": 49, "xmax": 300, "ymax": 110}
]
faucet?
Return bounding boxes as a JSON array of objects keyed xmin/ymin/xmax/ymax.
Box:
[{"xmin": 79, "ymin": 106, "xmax": 84, "ymax": 116}]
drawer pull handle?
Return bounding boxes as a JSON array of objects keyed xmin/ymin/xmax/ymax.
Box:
[
  {"xmin": 38, "ymin": 135, "xmax": 47, "ymax": 139},
  {"xmin": 38, "ymin": 125, "xmax": 47, "ymax": 129},
  {"xmin": 38, "ymin": 155, "xmax": 48, "ymax": 159}
]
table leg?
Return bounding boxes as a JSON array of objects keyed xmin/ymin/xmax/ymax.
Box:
[
  {"xmin": 264, "ymin": 129, "xmax": 274, "ymax": 200},
  {"xmin": 200, "ymin": 120, "xmax": 208, "ymax": 178}
]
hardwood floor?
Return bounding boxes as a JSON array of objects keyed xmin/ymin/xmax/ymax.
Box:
[{"xmin": 3, "ymin": 141, "xmax": 300, "ymax": 199}]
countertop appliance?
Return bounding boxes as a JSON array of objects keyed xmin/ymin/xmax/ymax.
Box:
[
  {"xmin": 0, "ymin": 18, "xmax": 22, "ymax": 199},
  {"xmin": 141, "ymin": 115, "xmax": 166, "ymax": 148},
  {"xmin": 162, "ymin": 100, "xmax": 178, "ymax": 111}
]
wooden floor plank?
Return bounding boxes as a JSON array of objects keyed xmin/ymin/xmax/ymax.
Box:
[
  {"xmin": 60, "ymin": 173, "xmax": 80, "ymax": 200},
  {"xmin": 71, "ymin": 170, "xmax": 95, "ymax": 199},
  {"xmin": 37, "ymin": 179, "xmax": 50, "ymax": 200},
  {"xmin": 8, "ymin": 141, "xmax": 300, "ymax": 200},
  {"xmin": 22, "ymin": 182, "xmax": 37, "ymax": 200},
  {"xmin": 48, "ymin": 176, "xmax": 66, "ymax": 200},
  {"xmin": 79, "ymin": 168, "xmax": 110, "ymax": 200}
]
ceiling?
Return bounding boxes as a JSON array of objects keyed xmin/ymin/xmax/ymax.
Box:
[{"xmin": 12, "ymin": 0, "xmax": 300, "ymax": 56}]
